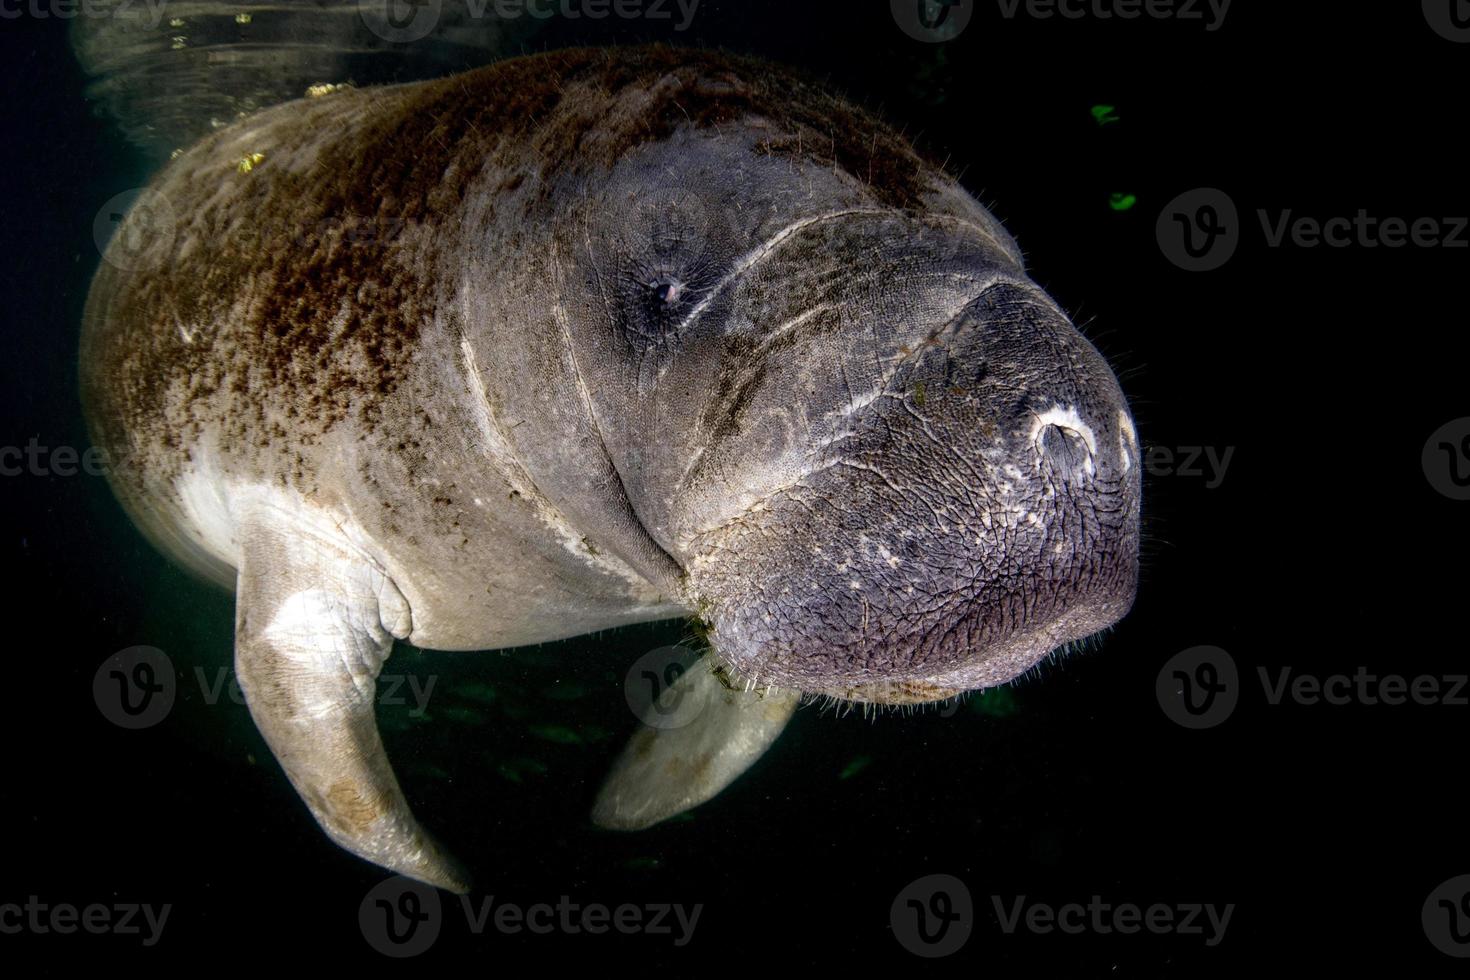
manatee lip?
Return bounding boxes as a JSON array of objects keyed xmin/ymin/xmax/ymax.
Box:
[
  {"xmin": 681, "ymin": 413, "xmax": 1140, "ymax": 704},
  {"xmin": 705, "ymin": 584, "xmax": 1137, "ymax": 706}
]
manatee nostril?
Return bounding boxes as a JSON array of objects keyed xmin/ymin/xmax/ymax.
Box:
[
  {"xmin": 1028, "ymin": 405, "xmax": 1100, "ymax": 479},
  {"xmin": 1037, "ymin": 423, "xmax": 1094, "ymax": 475}
]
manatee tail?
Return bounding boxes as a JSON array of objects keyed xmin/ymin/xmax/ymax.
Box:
[{"xmin": 71, "ymin": 0, "xmax": 543, "ymax": 165}]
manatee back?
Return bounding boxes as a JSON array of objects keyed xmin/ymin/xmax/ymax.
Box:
[{"xmin": 71, "ymin": 0, "xmax": 541, "ymax": 165}]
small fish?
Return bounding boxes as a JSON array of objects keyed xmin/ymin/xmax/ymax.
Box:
[
  {"xmin": 623, "ymin": 857, "xmax": 662, "ymax": 871},
  {"xmin": 452, "ymin": 682, "xmax": 499, "ymax": 705},
  {"xmin": 839, "ymin": 755, "xmax": 872, "ymax": 780},
  {"xmin": 438, "ymin": 706, "xmax": 486, "ymax": 726},
  {"xmin": 578, "ymin": 725, "xmax": 613, "ymax": 743},
  {"xmin": 528, "ymin": 724, "xmax": 583, "ymax": 745},
  {"xmin": 408, "ymin": 765, "xmax": 453, "ymax": 781}
]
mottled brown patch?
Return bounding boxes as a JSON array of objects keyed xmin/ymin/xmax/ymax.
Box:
[
  {"xmin": 81, "ymin": 46, "xmax": 939, "ymax": 497},
  {"xmin": 324, "ymin": 779, "xmax": 382, "ymax": 836},
  {"xmin": 631, "ymin": 727, "xmax": 658, "ymax": 760},
  {"xmin": 670, "ymin": 752, "xmax": 713, "ymax": 783},
  {"xmin": 825, "ymin": 678, "xmax": 966, "ymax": 705}
]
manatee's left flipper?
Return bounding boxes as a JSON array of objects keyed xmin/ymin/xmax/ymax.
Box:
[
  {"xmin": 592, "ymin": 656, "xmax": 800, "ymax": 830},
  {"xmin": 232, "ymin": 510, "xmax": 471, "ymax": 892}
]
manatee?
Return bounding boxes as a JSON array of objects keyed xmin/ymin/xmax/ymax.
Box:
[{"xmin": 81, "ymin": 46, "xmax": 1142, "ymax": 892}]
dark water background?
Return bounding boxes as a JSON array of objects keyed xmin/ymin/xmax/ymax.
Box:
[{"xmin": 1, "ymin": 2, "xmax": 1465, "ymax": 972}]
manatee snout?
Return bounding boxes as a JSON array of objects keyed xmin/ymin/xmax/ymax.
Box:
[{"xmin": 683, "ymin": 282, "xmax": 1141, "ymax": 705}]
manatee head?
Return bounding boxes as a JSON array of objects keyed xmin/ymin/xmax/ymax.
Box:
[{"xmin": 479, "ymin": 50, "xmax": 1140, "ymax": 704}]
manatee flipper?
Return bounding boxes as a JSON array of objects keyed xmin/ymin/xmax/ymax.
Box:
[
  {"xmin": 592, "ymin": 656, "xmax": 800, "ymax": 830},
  {"xmin": 232, "ymin": 510, "xmax": 470, "ymax": 893}
]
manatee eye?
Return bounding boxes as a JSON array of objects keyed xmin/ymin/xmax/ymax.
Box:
[
  {"xmin": 620, "ymin": 259, "xmax": 721, "ymax": 346},
  {"xmin": 640, "ymin": 278, "xmax": 691, "ymax": 326}
]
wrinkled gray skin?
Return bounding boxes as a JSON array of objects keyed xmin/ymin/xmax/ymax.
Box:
[{"xmin": 81, "ymin": 48, "xmax": 1141, "ymax": 892}]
